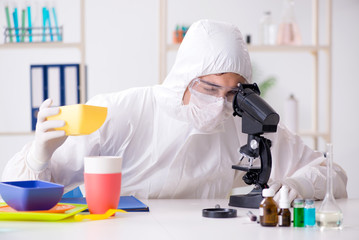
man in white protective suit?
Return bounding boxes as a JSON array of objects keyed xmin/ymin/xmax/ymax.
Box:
[{"xmin": 2, "ymin": 19, "xmax": 348, "ymax": 202}]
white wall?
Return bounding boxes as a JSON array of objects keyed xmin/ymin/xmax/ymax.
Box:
[
  {"xmin": 0, "ymin": 0, "xmax": 358, "ymax": 197},
  {"xmin": 331, "ymin": 0, "xmax": 359, "ymax": 199}
]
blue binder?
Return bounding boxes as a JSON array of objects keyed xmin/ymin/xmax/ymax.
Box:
[
  {"xmin": 30, "ymin": 64, "xmax": 80, "ymax": 131},
  {"xmin": 60, "ymin": 196, "xmax": 150, "ymax": 212}
]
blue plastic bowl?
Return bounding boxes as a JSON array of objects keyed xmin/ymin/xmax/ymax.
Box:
[{"xmin": 0, "ymin": 180, "xmax": 64, "ymax": 211}]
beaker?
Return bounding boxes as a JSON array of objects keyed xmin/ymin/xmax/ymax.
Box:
[
  {"xmin": 276, "ymin": 0, "xmax": 302, "ymax": 45},
  {"xmin": 316, "ymin": 143, "xmax": 343, "ymax": 230}
]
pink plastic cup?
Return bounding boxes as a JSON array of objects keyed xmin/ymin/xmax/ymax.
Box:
[{"xmin": 84, "ymin": 156, "xmax": 122, "ymax": 214}]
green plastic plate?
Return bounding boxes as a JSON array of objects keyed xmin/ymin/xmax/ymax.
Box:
[{"xmin": 0, "ymin": 202, "xmax": 88, "ymax": 221}]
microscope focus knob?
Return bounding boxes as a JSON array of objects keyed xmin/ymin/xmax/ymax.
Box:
[{"xmin": 250, "ymin": 139, "xmax": 259, "ymax": 150}]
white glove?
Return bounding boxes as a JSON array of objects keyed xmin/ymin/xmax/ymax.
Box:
[
  {"xmin": 27, "ymin": 99, "xmax": 67, "ymax": 171},
  {"xmin": 269, "ymin": 180, "xmax": 301, "ymax": 205}
]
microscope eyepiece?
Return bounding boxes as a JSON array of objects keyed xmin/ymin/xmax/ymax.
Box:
[{"xmin": 233, "ymin": 83, "xmax": 279, "ymax": 135}]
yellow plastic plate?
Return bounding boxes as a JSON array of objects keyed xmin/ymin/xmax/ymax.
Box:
[
  {"xmin": 0, "ymin": 203, "xmax": 75, "ymax": 213},
  {"xmin": 0, "ymin": 202, "xmax": 88, "ymax": 221},
  {"xmin": 47, "ymin": 104, "xmax": 108, "ymax": 136}
]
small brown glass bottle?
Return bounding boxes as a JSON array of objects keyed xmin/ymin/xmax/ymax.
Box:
[
  {"xmin": 259, "ymin": 188, "xmax": 278, "ymax": 227},
  {"xmin": 278, "ymin": 208, "xmax": 291, "ymax": 227},
  {"xmin": 278, "ymin": 186, "xmax": 291, "ymax": 227}
]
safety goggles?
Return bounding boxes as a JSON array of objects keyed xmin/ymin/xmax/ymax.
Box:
[{"xmin": 188, "ymin": 78, "xmax": 240, "ymax": 102}]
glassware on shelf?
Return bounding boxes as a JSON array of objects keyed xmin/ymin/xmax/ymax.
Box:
[
  {"xmin": 276, "ymin": 0, "xmax": 302, "ymax": 45},
  {"xmin": 316, "ymin": 143, "xmax": 343, "ymax": 230},
  {"xmin": 258, "ymin": 11, "xmax": 276, "ymax": 45}
]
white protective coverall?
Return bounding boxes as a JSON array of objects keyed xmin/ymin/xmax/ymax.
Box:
[{"xmin": 2, "ymin": 19, "xmax": 347, "ymax": 200}]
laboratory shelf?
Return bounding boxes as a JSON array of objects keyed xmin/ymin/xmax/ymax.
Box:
[
  {"xmin": 166, "ymin": 43, "xmax": 330, "ymax": 53},
  {"xmin": 299, "ymin": 131, "xmax": 329, "ymax": 139},
  {"xmin": 0, "ymin": 132, "xmax": 34, "ymax": 136},
  {"xmin": 0, "ymin": 42, "xmax": 83, "ymax": 50},
  {"xmin": 248, "ymin": 45, "xmax": 330, "ymax": 53}
]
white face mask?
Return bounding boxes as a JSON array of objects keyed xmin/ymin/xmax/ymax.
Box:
[{"xmin": 183, "ymin": 88, "xmax": 233, "ymax": 132}]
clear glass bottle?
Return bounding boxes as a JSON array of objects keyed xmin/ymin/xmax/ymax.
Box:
[
  {"xmin": 259, "ymin": 188, "xmax": 278, "ymax": 227},
  {"xmin": 258, "ymin": 11, "xmax": 276, "ymax": 45},
  {"xmin": 276, "ymin": 0, "xmax": 302, "ymax": 45},
  {"xmin": 304, "ymin": 199, "xmax": 316, "ymax": 227},
  {"xmin": 293, "ymin": 198, "xmax": 304, "ymax": 227},
  {"xmin": 316, "ymin": 143, "xmax": 343, "ymax": 230},
  {"xmin": 278, "ymin": 186, "xmax": 291, "ymax": 227}
]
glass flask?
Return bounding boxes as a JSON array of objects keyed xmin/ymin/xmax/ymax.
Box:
[
  {"xmin": 276, "ymin": 0, "xmax": 302, "ymax": 45},
  {"xmin": 316, "ymin": 143, "xmax": 343, "ymax": 230}
]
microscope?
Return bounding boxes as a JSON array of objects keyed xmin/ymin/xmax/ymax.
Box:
[{"xmin": 229, "ymin": 83, "xmax": 280, "ymax": 209}]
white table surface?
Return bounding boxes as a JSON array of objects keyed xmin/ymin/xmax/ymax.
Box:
[{"xmin": 1, "ymin": 198, "xmax": 359, "ymax": 240}]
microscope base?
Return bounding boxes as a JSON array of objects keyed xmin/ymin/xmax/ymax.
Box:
[{"xmin": 229, "ymin": 191, "xmax": 263, "ymax": 209}]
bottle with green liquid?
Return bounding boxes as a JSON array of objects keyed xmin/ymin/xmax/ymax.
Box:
[{"xmin": 293, "ymin": 198, "xmax": 304, "ymax": 227}]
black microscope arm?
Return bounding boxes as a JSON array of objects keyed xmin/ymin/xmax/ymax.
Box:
[
  {"xmin": 257, "ymin": 136, "xmax": 272, "ymax": 188},
  {"xmin": 232, "ymin": 135, "xmax": 272, "ymax": 189}
]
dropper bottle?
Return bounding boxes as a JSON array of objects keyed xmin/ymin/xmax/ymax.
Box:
[{"xmin": 278, "ymin": 186, "xmax": 291, "ymax": 227}]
